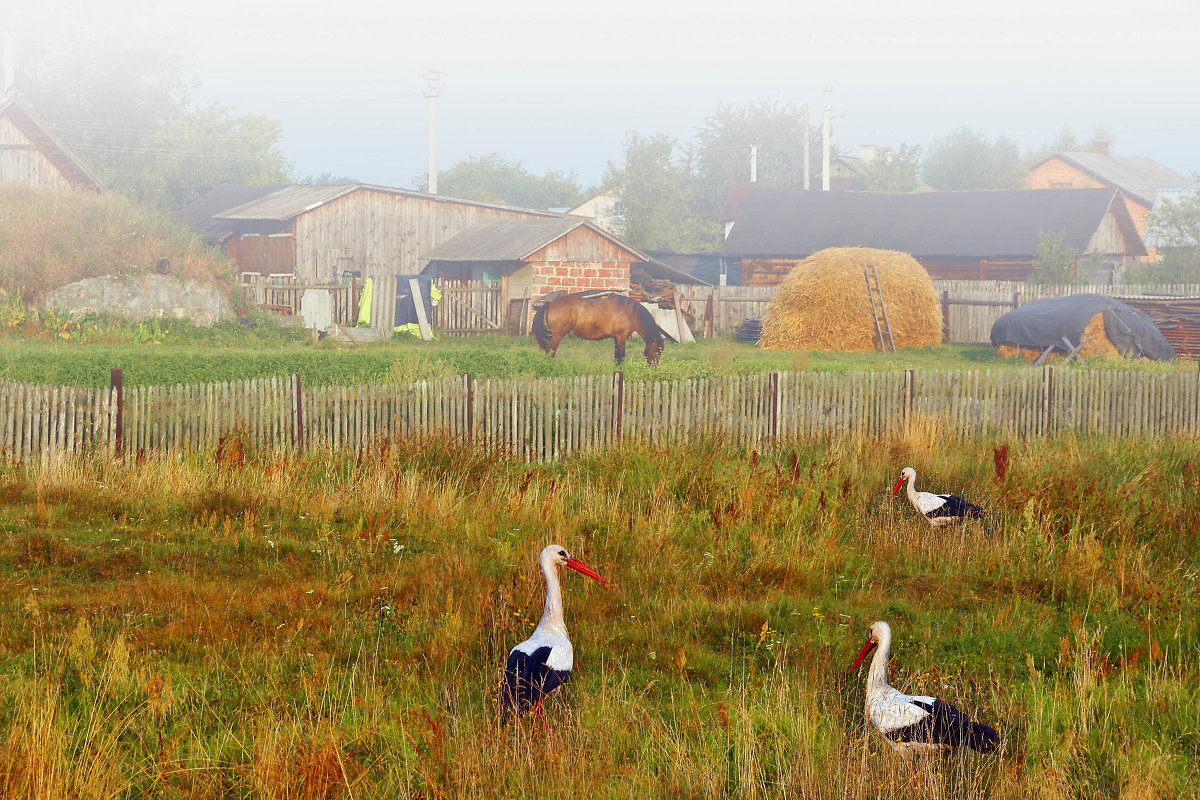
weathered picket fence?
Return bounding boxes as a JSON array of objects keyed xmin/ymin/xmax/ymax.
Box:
[{"xmin": 3, "ymin": 367, "xmax": 1198, "ymax": 461}]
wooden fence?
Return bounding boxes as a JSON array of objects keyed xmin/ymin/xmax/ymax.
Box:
[
  {"xmin": 241, "ymin": 274, "xmax": 358, "ymax": 326},
  {"xmin": 3, "ymin": 367, "xmax": 1198, "ymax": 461},
  {"xmin": 434, "ymin": 279, "xmax": 507, "ymax": 336}
]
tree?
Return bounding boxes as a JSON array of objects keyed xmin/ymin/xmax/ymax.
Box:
[
  {"xmin": 601, "ymin": 133, "xmax": 717, "ymax": 252},
  {"xmin": 921, "ymin": 128, "xmax": 1023, "ymax": 190},
  {"xmin": 1127, "ymin": 190, "xmax": 1200, "ymax": 284},
  {"xmin": 862, "ymin": 144, "xmax": 923, "ymax": 191},
  {"xmin": 1027, "ymin": 231, "xmax": 1081, "ymax": 284},
  {"xmin": 1023, "ymin": 126, "xmax": 1116, "ymax": 167},
  {"xmin": 17, "ymin": 17, "xmax": 290, "ymax": 209},
  {"xmin": 413, "ymin": 154, "xmax": 586, "ymax": 209}
]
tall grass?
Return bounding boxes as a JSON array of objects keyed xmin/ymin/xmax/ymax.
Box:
[{"xmin": 0, "ymin": 433, "xmax": 1195, "ymax": 798}]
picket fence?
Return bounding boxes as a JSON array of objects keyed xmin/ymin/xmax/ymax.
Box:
[{"xmin": 2, "ymin": 367, "xmax": 1198, "ymax": 462}]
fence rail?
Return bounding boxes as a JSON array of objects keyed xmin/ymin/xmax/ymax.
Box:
[{"xmin": 3, "ymin": 367, "xmax": 1198, "ymax": 461}]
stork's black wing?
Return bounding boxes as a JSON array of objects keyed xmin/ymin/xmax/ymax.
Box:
[
  {"xmin": 498, "ymin": 646, "xmax": 571, "ymax": 723},
  {"xmin": 885, "ymin": 698, "xmax": 999, "ymax": 753},
  {"xmin": 927, "ymin": 494, "xmax": 984, "ymax": 519}
]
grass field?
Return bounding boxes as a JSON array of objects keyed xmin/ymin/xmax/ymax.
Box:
[
  {"xmin": 0, "ymin": 432, "xmax": 1196, "ymax": 798},
  {"xmin": 1, "ymin": 333, "xmax": 1190, "ymax": 387}
]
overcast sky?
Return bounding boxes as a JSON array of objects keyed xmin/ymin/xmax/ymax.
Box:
[{"xmin": 11, "ymin": 0, "xmax": 1200, "ymax": 190}]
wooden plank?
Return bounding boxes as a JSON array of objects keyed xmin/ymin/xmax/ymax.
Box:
[{"xmin": 408, "ymin": 278, "xmax": 433, "ymax": 341}]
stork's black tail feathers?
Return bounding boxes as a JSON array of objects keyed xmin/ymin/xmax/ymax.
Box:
[{"xmin": 963, "ymin": 719, "xmax": 1000, "ymax": 753}]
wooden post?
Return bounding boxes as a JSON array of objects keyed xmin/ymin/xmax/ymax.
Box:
[
  {"xmin": 612, "ymin": 371, "xmax": 624, "ymax": 440},
  {"xmin": 409, "ymin": 278, "xmax": 433, "ymax": 341},
  {"xmin": 349, "ymin": 274, "xmax": 358, "ymax": 325},
  {"xmin": 293, "ymin": 373, "xmax": 304, "ymax": 451},
  {"xmin": 1012, "ymin": 291, "xmax": 1021, "ymax": 309},
  {"xmin": 465, "ymin": 372, "xmax": 474, "ymax": 442},
  {"xmin": 110, "ymin": 368, "xmax": 124, "ymax": 457},
  {"xmin": 1043, "ymin": 365, "xmax": 1054, "ymax": 435},
  {"xmin": 769, "ymin": 372, "xmax": 780, "ymax": 440},
  {"xmin": 903, "ymin": 369, "xmax": 915, "ymax": 431},
  {"xmin": 941, "ymin": 290, "xmax": 951, "ymax": 344},
  {"xmin": 704, "ymin": 291, "xmax": 714, "ymax": 338}
]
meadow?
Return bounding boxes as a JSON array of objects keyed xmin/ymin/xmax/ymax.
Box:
[
  {"xmin": 0, "ymin": 329, "xmax": 1191, "ymax": 388},
  {"xmin": 0, "ymin": 430, "xmax": 1196, "ymax": 799}
]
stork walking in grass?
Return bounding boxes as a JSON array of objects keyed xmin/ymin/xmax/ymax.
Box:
[
  {"xmin": 892, "ymin": 467, "xmax": 984, "ymax": 527},
  {"xmin": 499, "ymin": 544, "xmax": 610, "ymax": 724},
  {"xmin": 851, "ymin": 621, "xmax": 999, "ymax": 767}
]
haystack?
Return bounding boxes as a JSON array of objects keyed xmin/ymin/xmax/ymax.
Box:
[
  {"xmin": 758, "ymin": 247, "xmax": 942, "ymax": 351},
  {"xmin": 996, "ymin": 313, "xmax": 1120, "ymax": 361}
]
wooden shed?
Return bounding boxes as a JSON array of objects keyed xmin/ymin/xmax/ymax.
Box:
[
  {"xmin": 722, "ymin": 187, "xmax": 1146, "ymax": 284},
  {"xmin": 0, "ymin": 97, "xmax": 104, "ymax": 192},
  {"xmin": 180, "ymin": 183, "xmax": 566, "ymax": 282}
]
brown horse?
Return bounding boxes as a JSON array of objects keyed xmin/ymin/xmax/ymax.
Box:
[{"xmin": 532, "ymin": 292, "xmax": 675, "ymax": 365}]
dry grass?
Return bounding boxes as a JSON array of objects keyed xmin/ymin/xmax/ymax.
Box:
[
  {"xmin": 759, "ymin": 247, "xmax": 943, "ymax": 352},
  {"xmin": 0, "ymin": 434, "xmax": 1195, "ymax": 798}
]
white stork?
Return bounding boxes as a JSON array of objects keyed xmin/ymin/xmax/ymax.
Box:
[
  {"xmin": 892, "ymin": 467, "xmax": 984, "ymax": 527},
  {"xmin": 499, "ymin": 544, "xmax": 610, "ymax": 724},
  {"xmin": 851, "ymin": 621, "xmax": 999, "ymax": 764}
]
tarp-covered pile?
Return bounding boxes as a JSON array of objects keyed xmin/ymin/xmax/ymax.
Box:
[{"xmin": 991, "ymin": 294, "xmax": 1175, "ymax": 361}]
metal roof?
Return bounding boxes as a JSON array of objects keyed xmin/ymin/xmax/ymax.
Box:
[
  {"xmin": 1033, "ymin": 152, "xmax": 1198, "ymax": 207},
  {"xmin": 212, "ymin": 183, "xmax": 566, "ymax": 222},
  {"xmin": 722, "ymin": 187, "xmax": 1145, "ymax": 259},
  {"xmin": 0, "ymin": 97, "xmax": 106, "ymax": 192},
  {"xmin": 423, "ymin": 217, "xmax": 646, "ymax": 262},
  {"xmin": 177, "ymin": 183, "xmax": 289, "ymax": 242}
]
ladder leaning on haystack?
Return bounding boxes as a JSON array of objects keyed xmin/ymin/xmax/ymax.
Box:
[{"xmin": 861, "ymin": 263, "xmax": 897, "ymax": 353}]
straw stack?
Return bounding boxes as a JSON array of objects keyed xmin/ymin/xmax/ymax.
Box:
[
  {"xmin": 997, "ymin": 312, "xmax": 1121, "ymax": 361},
  {"xmin": 758, "ymin": 247, "xmax": 943, "ymax": 351}
]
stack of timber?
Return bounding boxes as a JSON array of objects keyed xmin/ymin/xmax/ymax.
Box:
[{"xmin": 1118, "ymin": 297, "xmax": 1200, "ymax": 359}]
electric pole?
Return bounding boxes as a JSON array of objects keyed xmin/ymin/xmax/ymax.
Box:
[
  {"xmin": 822, "ymin": 87, "xmax": 832, "ymax": 191},
  {"xmin": 802, "ymin": 105, "xmax": 811, "ymax": 190},
  {"xmin": 424, "ymin": 69, "xmax": 444, "ymax": 194},
  {"xmin": 750, "ymin": 144, "xmax": 758, "ymax": 182}
]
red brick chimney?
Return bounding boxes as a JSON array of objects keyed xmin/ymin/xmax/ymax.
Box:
[{"xmin": 1092, "ymin": 139, "xmax": 1110, "ymax": 156}]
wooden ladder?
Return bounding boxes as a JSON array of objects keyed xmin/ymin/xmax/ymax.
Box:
[{"xmin": 861, "ymin": 263, "xmax": 896, "ymax": 353}]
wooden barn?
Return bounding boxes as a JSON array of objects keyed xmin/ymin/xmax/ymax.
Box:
[
  {"xmin": 0, "ymin": 97, "xmax": 104, "ymax": 192},
  {"xmin": 1027, "ymin": 141, "xmax": 1198, "ymax": 237},
  {"xmin": 721, "ymin": 187, "xmax": 1146, "ymax": 285},
  {"xmin": 179, "ymin": 184, "xmax": 649, "ymax": 298}
]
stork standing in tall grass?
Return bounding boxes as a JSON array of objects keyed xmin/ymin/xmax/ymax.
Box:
[
  {"xmin": 499, "ymin": 544, "xmax": 610, "ymax": 725},
  {"xmin": 851, "ymin": 621, "xmax": 999, "ymax": 768},
  {"xmin": 892, "ymin": 467, "xmax": 984, "ymax": 527}
]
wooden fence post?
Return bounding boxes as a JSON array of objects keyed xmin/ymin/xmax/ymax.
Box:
[
  {"xmin": 1042, "ymin": 365, "xmax": 1054, "ymax": 435},
  {"xmin": 292, "ymin": 373, "xmax": 305, "ymax": 451},
  {"xmin": 903, "ymin": 369, "xmax": 915, "ymax": 432},
  {"xmin": 770, "ymin": 371, "xmax": 780, "ymax": 440},
  {"xmin": 941, "ymin": 290, "xmax": 950, "ymax": 344},
  {"xmin": 465, "ymin": 373, "xmax": 475, "ymax": 442},
  {"xmin": 612, "ymin": 371, "xmax": 624, "ymax": 441},
  {"xmin": 110, "ymin": 368, "xmax": 124, "ymax": 457}
]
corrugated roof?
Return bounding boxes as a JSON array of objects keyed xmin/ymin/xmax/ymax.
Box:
[
  {"xmin": 424, "ymin": 218, "xmax": 646, "ymax": 262},
  {"xmin": 722, "ymin": 188, "xmax": 1142, "ymax": 259},
  {"xmin": 0, "ymin": 97, "xmax": 106, "ymax": 192},
  {"xmin": 177, "ymin": 183, "xmax": 289, "ymax": 241},
  {"xmin": 1036, "ymin": 152, "xmax": 1198, "ymax": 207},
  {"xmin": 212, "ymin": 183, "xmax": 566, "ymax": 222}
]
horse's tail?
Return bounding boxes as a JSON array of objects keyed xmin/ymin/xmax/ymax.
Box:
[
  {"xmin": 633, "ymin": 300, "xmax": 675, "ymax": 343},
  {"xmin": 532, "ymin": 303, "xmax": 553, "ymax": 351}
]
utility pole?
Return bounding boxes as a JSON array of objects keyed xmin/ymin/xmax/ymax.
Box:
[
  {"xmin": 749, "ymin": 144, "xmax": 758, "ymax": 182},
  {"xmin": 802, "ymin": 105, "xmax": 811, "ymax": 190},
  {"xmin": 424, "ymin": 69, "xmax": 444, "ymax": 194},
  {"xmin": 2, "ymin": 32, "xmax": 15, "ymax": 97},
  {"xmin": 822, "ymin": 87, "xmax": 832, "ymax": 191}
]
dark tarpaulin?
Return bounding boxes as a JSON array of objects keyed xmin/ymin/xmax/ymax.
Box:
[
  {"xmin": 990, "ymin": 294, "xmax": 1175, "ymax": 361},
  {"xmin": 393, "ymin": 274, "xmax": 433, "ymax": 326}
]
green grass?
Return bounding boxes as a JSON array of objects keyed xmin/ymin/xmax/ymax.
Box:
[
  {"xmin": 1, "ymin": 333, "xmax": 1189, "ymax": 387},
  {"xmin": 0, "ymin": 433, "xmax": 1195, "ymax": 798}
]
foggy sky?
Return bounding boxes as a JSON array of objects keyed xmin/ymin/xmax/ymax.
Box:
[{"xmin": 12, "ymin": 0, "xmax": 1200, "ymax": 189}]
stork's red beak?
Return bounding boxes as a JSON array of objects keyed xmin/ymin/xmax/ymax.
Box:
[
  {"xmin": 891, "ymin": 477, "xmax": 905, "ymax": 497},
  {"xmin": 565, "ymin": 556, "xmax": 611, "ymax": 585},
  {"xmin": 851, "ymin": 639, "xmax": 876, "ymax": 670}
]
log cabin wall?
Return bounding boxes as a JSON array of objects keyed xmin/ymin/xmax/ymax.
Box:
[{"xmin": 0, "ymin": 117, "xmax": 76, "ymax": 190}]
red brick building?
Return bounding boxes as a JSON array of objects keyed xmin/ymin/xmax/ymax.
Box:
[{"xmin": 1027, "ymin": 141, "xmax": 1197, "ymax": 237}]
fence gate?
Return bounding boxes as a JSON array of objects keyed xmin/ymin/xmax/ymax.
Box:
[{"xmin": 434, "ymin": 280, "xmax": 507, "ymax": 336}]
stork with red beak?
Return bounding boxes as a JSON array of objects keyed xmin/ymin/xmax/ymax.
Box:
[
  {"xmin": 499, "ymin": 544, "xmax": 610, "ymax": 724},
  {"xmin": 851, "ymin": 621, "xmax": 999, "ymax": 762},
  {"xmin": 892, "ymin": 467, "xmax": 984, "ymax": 527}
]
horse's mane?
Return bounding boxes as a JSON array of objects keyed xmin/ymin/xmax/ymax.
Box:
[{"xmin": 631, "ymin": 298, "xmax": 676, "ymax": 343}]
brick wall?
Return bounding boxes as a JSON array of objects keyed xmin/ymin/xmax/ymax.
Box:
[
  {"xmin": 1026, "ymin": 159, "xmax": 1104, "ymax": 190},
  {"xmin": 530, "ymin": 260, "xmax": 630, "ymax": 298}
]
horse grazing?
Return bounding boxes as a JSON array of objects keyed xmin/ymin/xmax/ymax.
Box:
[{"xmin": 532, "ymin": 292, "xmax": 675, "ymax": 365}]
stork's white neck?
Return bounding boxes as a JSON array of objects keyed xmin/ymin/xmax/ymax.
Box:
[
  {"xmin": 533, "ymin": 554, "xmax": 568, "ymax": 638},
  {"xmin": 866, "ymin": 626, "xmax": 893, "ymax": 693},
  {"xmin": 905, "ymin": 472, "xmax": 921, "ymax": 506}
]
